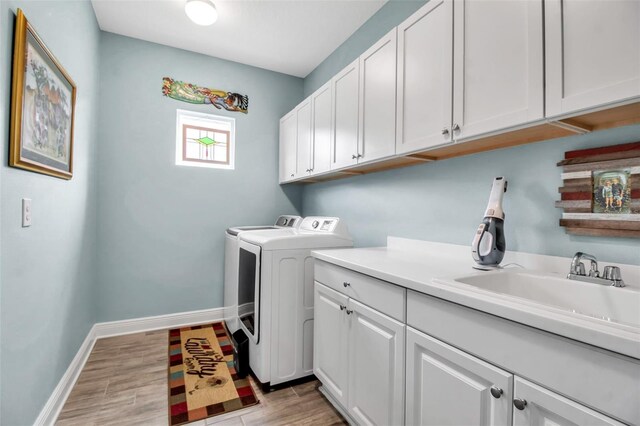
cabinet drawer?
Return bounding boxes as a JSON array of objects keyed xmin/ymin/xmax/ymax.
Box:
[{"xmin": 314, "ymin": 260, "xmax": 405, "ymax": 321}]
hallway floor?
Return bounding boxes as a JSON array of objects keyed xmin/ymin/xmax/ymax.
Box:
[{"xmin": 56, "ymin": 329, "xmax": 346, "ymax": 426}]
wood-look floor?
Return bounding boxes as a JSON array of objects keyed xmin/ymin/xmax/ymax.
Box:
[{"xmin": 56, "ymin": 329, "xmax": 346, "ymax": 426}]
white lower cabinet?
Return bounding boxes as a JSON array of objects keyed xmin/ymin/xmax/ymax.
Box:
[
  {"xmin": 406, "ymin": 327, "xmax": 512, "ymax": 426},
  {"xmin": 314, "ymin": 281, "xmax": 405, "ymax": 425},
  {"xmin": 512, "ymin": 377, "xmax": 624, "ymax": 426},
  {"xmin": 314, "ymin": 263, "xmax": 630, "ymax": 425},
  {"xmin": 404, "ymin": 328, "xmax": 624, "ymax": 426},
  {"xmin": 348, "ymin": 299, "xmax": 405, "ymax": 426},
  {"xmin": 314, "ymin": 282, "xmax": 349, "ymax": 407}
]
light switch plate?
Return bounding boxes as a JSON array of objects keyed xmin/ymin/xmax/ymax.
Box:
[{"xmin": 22, "ymin": 198, "xmax": 32, "ymax": 227}]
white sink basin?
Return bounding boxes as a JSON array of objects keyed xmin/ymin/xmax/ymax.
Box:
[{"xmin": 452, "ymin": 270, "xmax": 640, "ymax": 328}]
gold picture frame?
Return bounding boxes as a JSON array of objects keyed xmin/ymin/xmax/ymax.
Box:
[{"xmin": 10, "ymin": 9, "xmax": 76, "ymax": 180}]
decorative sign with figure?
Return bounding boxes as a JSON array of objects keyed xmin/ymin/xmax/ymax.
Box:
[{"xmin": 162, "ymin": 77, "xmax": 248, "ymax": 114}]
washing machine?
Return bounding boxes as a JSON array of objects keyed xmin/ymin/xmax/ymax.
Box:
[
  {"xmin": 224, "ymin": 215, "xmax": 301, "ymax": 333},
  {"xmin": 237, "ymin": 217, "xmax": 353, "ymax": 389}
]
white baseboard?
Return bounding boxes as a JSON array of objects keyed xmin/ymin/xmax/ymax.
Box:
[
  {"xmin": 34, "ymin": 307, "xmax": 225, "ymax": 425},
  {"xmin": 93, "ymin": 307, "xmax": 225, "ymax": 338},
  {"xmin": 33, "ymin": 326, "xmax": 97, "ymax": 426}
]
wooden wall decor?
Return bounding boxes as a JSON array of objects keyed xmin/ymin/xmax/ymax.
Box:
[
  {"xmin": 556, "ymin": 141, "xmax": 640, "ymax": 238},
  {"xmin": 162, "ymin": 77, "xmax": 248, "ymax": 114}
]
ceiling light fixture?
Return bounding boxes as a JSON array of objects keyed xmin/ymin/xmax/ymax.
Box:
[{"xmin": 185, "ymin": 0, "xmax": 218, "ymax": 26}]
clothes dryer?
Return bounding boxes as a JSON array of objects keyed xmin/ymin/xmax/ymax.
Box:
[
  {"xmin": 224, "ymin": 215, "xmax": 301, "ymax": 333},
  {"xmin": 237, "ymin": 217, "xmax": 352, "ymax": 389}
]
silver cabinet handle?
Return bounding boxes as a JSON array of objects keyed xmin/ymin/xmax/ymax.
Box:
[
  {"xmin": 309, "ymin": 168, "xmax": 314, "ymax": 172},
  {"xmin": 452, "ymin": 123, "xmax": 460, "ymax": 131},
  {"xmin": 343, "ymin": 282, "xmax": 350, "ymax": 287},
  {"xmin": 339, "ymin": 304, "xmax": 346, "ymax": 311},
  {"xmin": 357, "ymin": 154, "xmax": 362, "ymax": 158},
  {"xmin": 290, "ymin": 173, "xmax": 294, "ymax": 177},
  {"xmin": 352, "ymin": 154, "xmax": 357, "ymax": 159},
  {"xmin": 345, "ymin": 309, "xmax": 353, "ymax": 315},
  {"xmin": 513, "ymin": 398, "xmax": 527, "ymax": 411},
  {"xmin": 441, "ymin": 128, "xmax": 450, "ymax": 135},
  {"xmin": 490, "ymin": 386, "xmax": 503, "ymax": 399}
]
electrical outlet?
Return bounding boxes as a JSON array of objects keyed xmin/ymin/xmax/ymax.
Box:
[{"xmin": 22, "ymin": 198, "xmax": 32, "ymax": 227}]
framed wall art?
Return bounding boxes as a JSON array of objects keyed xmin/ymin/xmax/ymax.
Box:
[
  {"xmin": 9, "ymin": 9, "xmax": 76, "ymax": 180},
  {"xmin": 556, "ymin": 141, "xmax": 640, "ymax": 238}
]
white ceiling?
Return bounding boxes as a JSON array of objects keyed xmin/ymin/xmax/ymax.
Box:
[{"xmin": 91, "ymin": 0, "xmax": 387, "ymax": 77}]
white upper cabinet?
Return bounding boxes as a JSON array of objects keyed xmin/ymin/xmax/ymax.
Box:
[
  {"xmin": 396, "ymin": 0, "xmax": 453, "ymax": 154},
  {"xmin": 311, "ymin": 82, "xmax": 332, "ymax": 175},
  {"xmin": 295, "ymin": 98, "xmax": 312, "ymax": 177},
  {"xmin": 453, "ymin": 0, "xmax": 544, "ymax": 141},
  {"xmin": 331, "ymin": 59, "xmax": 360, "ymax": 169},
  {"xmin": 545, "ymin": 0, "xmax": 640, "ymax": 117},
  {"xmin": 279, "ymin": 0, "xmax": 639, "ymax": 183},
  {"xmin": 358, "ymin": 29, "xmax": 397, "ymax": 163},
  {"xmin": 279, "ymin": 111, "xmax": 297, "ymax": 183}
]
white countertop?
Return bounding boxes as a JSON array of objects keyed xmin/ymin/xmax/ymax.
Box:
[{"xmin": 312, "ymin": 237, "xmax": 640, "ymax": 359}]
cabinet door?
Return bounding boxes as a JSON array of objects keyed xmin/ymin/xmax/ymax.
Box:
[
  {"xmin": 406, "ymin": 327, "xmax": 512, "ymax": 426},
  {"xmin": 358, "ymin": 28, "xmax": 397, "ymax": 163},
  {"xmin": 296, "ymin": 99, "xmax": 312, "ymax": 177},
  {"xmin": 313, "ymin": 282, "xmax": 349, "ymax": 407},
  {"xmin": 311, "ymin": 82, "xmax": 332, "ymax": 175},
  {"xmin": 545, "ymin": 0, "xmax": 640, "ymax": 117},
  {"xmin": 331, "ymin": 59, "xmax": 360, "ymax": 170},
  {"xmin": 452, "ymin": 0, "xmax": 543, "ymax": 141},
  {"xmin": 279, "ymin": 111, "xmax": 297, "ymax": 183},
  {"xmin": 512, "ymin": 377, "xmax": 624, "ymax": 426},
  {"xmin": 347, "ymin": 299, "xmax": 405, "ymax": 426},
  {"xmin": 396, "ymin": 0, "xmax": 453, "ymax": 154}
]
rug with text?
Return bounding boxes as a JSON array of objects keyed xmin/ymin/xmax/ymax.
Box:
[{"xmin": 167, "ymin": 322, "xmax": 258, "ymax": 425}]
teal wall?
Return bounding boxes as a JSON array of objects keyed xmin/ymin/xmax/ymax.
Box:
[
  {"xmin": 0, "ymin": 0, "xmax": 637, "ymax": 423},
  {"xmin": 0, "ymin": 1, "xmax": 101, "ymax": 424},
  {"xmin": 303, "ymin": 0, "xmax": 427, "ymax": 97},
  {"xmin": 301, "ymin": 0, "xmax": 640, "ymax": 265},
  {"xmin": 302, "ymin": 127, "xmax": 640, "ymax": 265},
  {"xmin": 96, "ymin": 33, "xmax": 303, "ymax": 322}
]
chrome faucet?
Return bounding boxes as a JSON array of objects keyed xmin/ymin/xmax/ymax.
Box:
[
  {"xmin": 567, "ymin": 252, "xmax": 625, "ymax": 287},
  {"xmin": 570, "ymin": 252, "xmax": 599, "ymax": 277}
]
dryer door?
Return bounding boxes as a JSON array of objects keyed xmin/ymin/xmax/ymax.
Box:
[{"xmin": 238, "ymin": 240, "xmax": 261, "ymax": 344}]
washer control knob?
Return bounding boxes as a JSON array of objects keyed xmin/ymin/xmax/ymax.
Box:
[{"xmin": 312, "ymin": 220, "xmax": 319, "ymax": 229}]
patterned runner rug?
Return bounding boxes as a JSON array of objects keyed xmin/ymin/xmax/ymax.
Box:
[{"xmin": 168, "ymin": 322, "xmax": 258, "ymax": 425}]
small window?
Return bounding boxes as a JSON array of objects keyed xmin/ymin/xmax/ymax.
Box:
[{"xmin": 175, "ymin": 109, "xmax": 235, "ymax": 169}]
